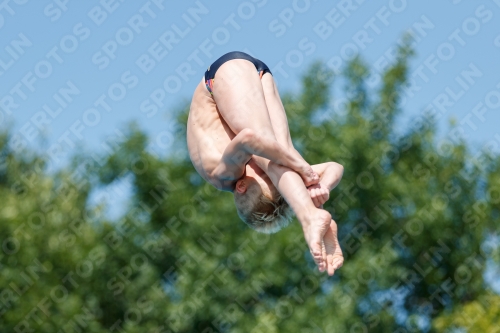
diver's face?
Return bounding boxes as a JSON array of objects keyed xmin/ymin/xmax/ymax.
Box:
[{"xmin": 234, "ymin": 161, "xmax": 275, "ymax": 198}]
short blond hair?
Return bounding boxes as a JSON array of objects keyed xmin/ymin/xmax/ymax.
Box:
[{"xmin": 234, "ymin": 181, "xmax": 293, "ymax": 234}]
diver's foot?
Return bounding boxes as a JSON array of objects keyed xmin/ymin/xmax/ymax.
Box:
[
  {"xmin": 301, "ymin": 209, "xmax": 331, "ymax": 272},
  {"xmin": 324, "ymin": 219, "xmax": 344, "ymax": 276}
]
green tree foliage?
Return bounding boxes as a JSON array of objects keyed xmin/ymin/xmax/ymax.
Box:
[
  {"xmin": 1, "ymin": 43, "xmax": 499, "ymax": 332},
  {"xmin": 433, "ymin": 294, "xmax": 500, "ymax": 332}
]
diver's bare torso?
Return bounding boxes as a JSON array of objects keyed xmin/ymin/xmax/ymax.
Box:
[{"xmin": 187, "ymin": 77, "xmax": 235, "ymax": 187}]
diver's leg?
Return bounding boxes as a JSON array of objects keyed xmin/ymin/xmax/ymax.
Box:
[{"xmin": 212, "ymin": 59, "xmax": 317, "ymax": 185}]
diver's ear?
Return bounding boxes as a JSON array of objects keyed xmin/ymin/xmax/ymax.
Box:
[{"xmin": 235, "ymin": 179, "xmax": 247, "ymax": 194}]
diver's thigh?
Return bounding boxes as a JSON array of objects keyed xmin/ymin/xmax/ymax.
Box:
[
  {"xmin": 261, "ymin": 73, "xmax": 294, "ymax": 148},
  {"xmin": 212, "ymin": 59, "xmax": 276, "ymax": 139}
]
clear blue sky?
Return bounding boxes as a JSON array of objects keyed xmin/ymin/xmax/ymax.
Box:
[{"xmin": 1, "ymin": 0, "xmax": 500, "ymax": 168}]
